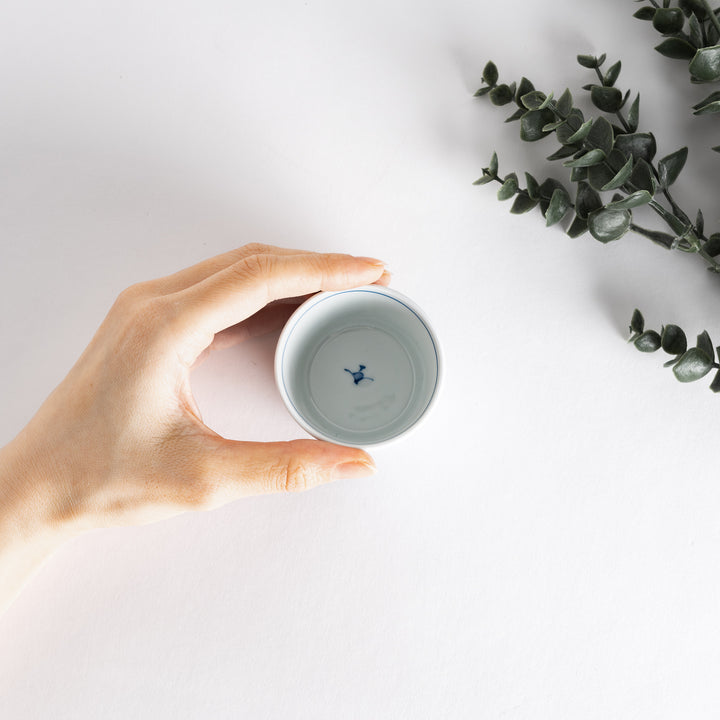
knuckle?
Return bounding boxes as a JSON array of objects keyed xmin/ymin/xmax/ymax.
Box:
[
  {"xmin": 241, "ymin": 241, "xmax": 271, "ymax": 257},
  {"xmin": 114, "ymin": 281, "xmax": 151, "ymax": 310},
  {"xmin": 237, "ymin": 251, "xmax": 273, "ymax": 279},
  {"xmin": 277, "ymin": 459, "xmax": 315, "ymax": 493}
]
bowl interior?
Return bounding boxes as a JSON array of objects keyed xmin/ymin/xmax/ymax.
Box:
[{"xmin": 277, "ymin": 287, "xmax": 440, "ymax": 446}]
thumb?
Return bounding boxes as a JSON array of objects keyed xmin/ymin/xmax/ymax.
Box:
[{"xmin": 198, "ymin": 438, "xmax": 377, "ymax": 504}]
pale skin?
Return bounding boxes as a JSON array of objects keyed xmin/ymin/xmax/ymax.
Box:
[{"xmin": 0, "ymin": 244, "xmax": 390, "ymax": 614}]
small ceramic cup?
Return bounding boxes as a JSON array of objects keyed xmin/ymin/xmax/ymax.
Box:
[{"xmin": 274, "ymin": 285, "xmax": 441, "ymax": 448}]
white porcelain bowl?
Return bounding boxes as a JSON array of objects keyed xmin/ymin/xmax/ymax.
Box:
[{"xmin": 274, "ymin": 285, "xmax": 442, "ymax": 447}]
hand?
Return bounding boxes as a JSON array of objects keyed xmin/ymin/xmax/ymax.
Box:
[{"xmin": 0, "ymin": 244, "xmax": 388, "ymax": 609}]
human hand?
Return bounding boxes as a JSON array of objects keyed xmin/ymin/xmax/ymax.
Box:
[{"xmin": 0, "ymin": 244, "xmax": 389, "ymax": 548}]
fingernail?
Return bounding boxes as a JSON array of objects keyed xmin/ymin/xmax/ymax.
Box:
[
  {"xmin": 355, "ymin": 256, "xmax": 386, "ymax": 268},
  {"xmin": 331, "ymin": 460, "xmax": 377, "ymax": 480}
]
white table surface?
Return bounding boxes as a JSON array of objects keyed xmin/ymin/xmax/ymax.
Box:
[{"xmin": 2, "ymin": 0, "xmax": 720, "ymax": 717}]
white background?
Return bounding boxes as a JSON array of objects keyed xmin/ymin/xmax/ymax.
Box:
[{"xmin": 2, "ymin": 0, "xmax": 720, "ymax": 717}]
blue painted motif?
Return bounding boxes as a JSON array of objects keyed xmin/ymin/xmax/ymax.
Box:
[{"xmin": 345, "ymin": 365, "xmax": 374, "ymax": 385}]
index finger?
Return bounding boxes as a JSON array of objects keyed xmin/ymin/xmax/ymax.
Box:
[{"xmin": 170, "ymin": 251, "xmax": 387, "ymax": 364}]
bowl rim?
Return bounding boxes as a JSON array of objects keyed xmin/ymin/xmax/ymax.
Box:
[{"xmin": 274, "ymin": 284, "xmax": 443, "ymax": 448}]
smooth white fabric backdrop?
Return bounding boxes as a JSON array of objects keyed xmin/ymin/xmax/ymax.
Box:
[{"xmin": 2, "ymin": 0, "xmax": 720, "ymax": 717}]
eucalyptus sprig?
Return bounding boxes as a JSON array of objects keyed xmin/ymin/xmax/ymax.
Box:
[
  {"xmin": 474, "ymin": 53, "xmax": 720, "ymax": 270},
  {"xmin": 634, "ymin": 0, "xmax": 720, "ymax": 139},
  {"xmin": 629, "ymin": 309, "xmax": 720, "ymax": 390}
]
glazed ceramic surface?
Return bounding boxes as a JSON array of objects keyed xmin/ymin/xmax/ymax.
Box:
[{"xmin": 275, "ymin": 286, "xmax": 441, "ymax": 447}]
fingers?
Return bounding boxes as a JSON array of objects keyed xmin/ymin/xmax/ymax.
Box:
[
  {"xmin": 151, "ymin": 243, "xmax": 312, "ymax": 295},
  {"xmin": 172, "ymin": 251, "xmax": 387, "ymax": 364},
  {"xmin": 196, "ymin": 439, "xmax": 376, "ymax": 504},
  {"xmin": 191, "ymin": 267, "xmax": 391, "ymax": 366},
  {"xmin": 191, "ymin": 301, "xmax": 301, "ymax": 367}
]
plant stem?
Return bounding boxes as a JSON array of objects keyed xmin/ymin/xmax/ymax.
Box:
[
  {"xmin": 663, "ymin": 188, "xmax": 697, "ymax": 234},
  {"xmin": 700, "ymin": 0, "xmax": 720, "ymax": 38}
]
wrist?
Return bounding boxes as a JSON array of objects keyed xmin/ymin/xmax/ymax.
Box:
[
  {"xmin": 0, "ymin": 434, "xmax": 78, "ymax": 549},
  {"xmin": 0, "ymin": 434, "xmax": 79, "ymax": 613}
]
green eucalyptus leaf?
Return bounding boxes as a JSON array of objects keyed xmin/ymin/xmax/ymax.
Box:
[
  {"xmin": 577, "ymin": 54, "xmax": 600, "ymax": 68},
  {"xmin": 703, "ymin": 233, "xmax": 720, "ymax": 256},
  {"xmin": 634, "ymin": 6, "xmax": 656, "ymax": 20},
  {"xmin": 474, "ymin": 86, "xmax": 492, "ymax": 97},
  {"xmin": 693, "ymin": 90, "xmax": 720, "ymax": 112},
  {"xmin": 634, "ymin": 330, "xmax": 662, "ymax": 352},
  {"xmin": 520, "ymin": 109, "xmax": 555, "ymax": 141},
  {"xmin": 563, "ymin": 148, "xmax": 606, "ymax": 168},
  {"xmin": 525, "ymin": 172, "xmax": 540, "ymax": 200},
  {"xmin": 604, "ymin": 61, "xmax": 622, "ymax": 87},
  {"xmin": 510, "ymin": 193, "xmax": 538, "ymax": 214},
  {"xmin": 567, "ymin": 215, "xmax": 588, "ymax": 238},
  {"xmin": 515, "ymin": 77, "xmax": 535, "ymax": 104},
  {"xmin": 697, "ymin": 330, "xmax": 714, "ymax": 362},
  {"xmin": 538, "ymin": 178, "xmax": 569, "ymax": 215},
  {"xmin": 547, "ymin": 145, "xmax": 581, "ymax": 161},
  {"xmin": 614, "ymin": 132, "xmax": 657, "ymax": 163},
  {"xmin": 490, "ymin": 84, "xmax": 514, "ymax": 106},
  {"xmin": 588, "ymin": 164, "xmax": 614, "ymax": 192},
  {"xmin": 679, "ymin": 0, "xmax": 708, "ymax": 19},
  {"xmin": 655, "ymin": 37, "xmax": 697, "ymax": 59},
  {"xmin": 607, "ymin": 189, "xmax": 653, "ymax": 209},
  {"xmin": 489, "ymin": 151, "xmax": 499, "ymax": 176},
  {"xmin": 497, "ymin": 173, "xmax": 519, "ymax": 200},
  {"xmin": 521, "ymin": 91, "xmax": 548, "ymax": 110},
  {"xmin": 538, "ymin": 92, "xmax": 554, "ymax": 110},
  {"xmin": 472, "ymin": 173, "xmax": 494, "ymax": 186},
  {"xmin": 542, "ymin": 119, "xmax": 566, "ymax": 132},
  {"xmin": 694, "ymin": 100, "xmax": 720, "ymax": 114},
  {"xmin": 673, "ymin": 347, "xmax": 713, "ymax": 382},
  {"xmin": 710, "ymin": 369, "xmax": 720, "ymax": 393},
  {"xmin": 483, "ymin": 61, "xmax": 499, "ymax": 86},
  {"xmin": 689, "ymin": 45, "xmax": 720, "ymax": 82},
  {"xmin": 585, "ymin": 116, "xmax": 614, "ymax": 156},
  {"xmin": 505, "ymin": 108, "xmax": 525, "ymax": 123},
  {"xmin": 587, "ymin": 148, "xmax": 627, "ymax": 191},
  {"xmin": 652, "ymin": 7, "xmax": 686, "ymax": 33},
  {"xmin": 590, "ymin": 85, "xmax": 624, "ymax": 112},
  {"xmin": 694, "ymin": 92, "xmax": 720, "ymax": 116},
  {"xmin": 688, "ymin": 13, "xmax": 703, "ymax": 47},
  {"xmin": 565, "ymin": 119, "xmax": 594, "ymax": 144},
  {"xmin": 557, "ymin": 88, "xmax": 573, "ymax": 116},
  {"xmin": 575, "ymin": 181, "xmax": 603, "ymax": 219},
  {"xmin": 661, "ymin": 324, "xmax": 688, "ymax": 355},
  {"xmin": 657, "ymin": 147, "xmax": 688, "ymax": 188},
  {"xmin": 627, "ymin": 94, "xmax": 640, "ymax": 132},
  {"xmin": 570, "ymin": 166, "xmax": 589, "ymax": 182},
  {"xmin": 630, "ymin": 309, "xmax": 645, "ymax": 334},
  {"xmin": 630, "ymin": 158, "xmax": 657, "ymax": 194},
  {"xmin": 587, "ymin": 207, "xmax": 632, "ymax": 243},
  {"xmin": 697, "ymin": 208, "xmax": 705, "ymax": 237},
  {"xmin": 601, "ymin": 155, "xmax": 634, "ymax": 191},
  {"xmin": 556, "ymin": 111, "xmax": 586, "ymax": 145},
  {"xmin": 544, "ymin": 187, "xmax": 572, "ymax": 226}
]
